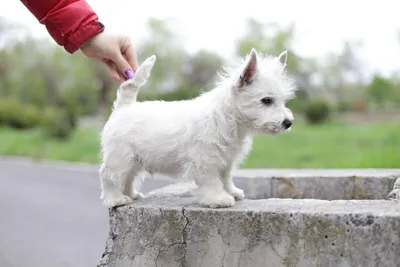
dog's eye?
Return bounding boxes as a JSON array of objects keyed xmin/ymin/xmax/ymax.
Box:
[{"xmin": 261, "ymin": 97, "xmax": 274, "ymax": 106}]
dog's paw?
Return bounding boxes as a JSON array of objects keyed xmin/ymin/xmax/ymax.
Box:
[
  {"xmin": 127, "ymin": 191, "xmax": 145, "ymax": 200},
  {"xmin": 199, "ymin": 191, "xmax": 235, "ymax": 208},
  {"xmin": 226, "ymin": 186, "xmax": 245, "ymax": 201},
  {"xmin": 102, "ymin": 194, "xmax": 133, "ymax": 208}
]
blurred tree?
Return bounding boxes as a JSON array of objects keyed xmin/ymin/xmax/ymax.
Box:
[
  {"xmin": 2, "ymin": 14, "xmax": 400, "ymax": 134},
  {"xmin": 321, "ymin": 40, "xmax": 365, "ymax": 103},
  {"xmin": 236, "ymin": 20, "xmax": 300, "ymax": 74},
  {"xmin": 180, "ymin": 50, "xmax": 224, "ymax": 90},
  {"xmin": 137, "ymin": 18, "xmax": 186, "ymax": 92},
  {"xmin": 235, "ymin": 19, "xmax": 315, "ymax": 100},
  {"xmin": 133, "ymin": 18, "xmax": 226, "ymax": 102},
  {"xmin": 366, "ymin": 75, "xmax": 395, "ymax": 109},
  {"xmin": 340, "ymin": 40, "xmax": 365, "ymax": 83},
  {"xmin": 143, "ymin": 50, "xmax": 226, "ymax": 102},
  {"xmin": 0, "ymin": 17, "xmax": 22, "ymax": 96},
  {"xmin": 235, "ymin": 19, "xmax": 268, "ymax": 56},
  {"xmin": 92, "ymin": 61, "xmax": 116, "ymax": 121}
]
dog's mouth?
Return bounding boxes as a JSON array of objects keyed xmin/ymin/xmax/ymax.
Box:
[
  {"xmin": 265, "ymin": 127, "xmax": 282, "ymax": 135},
  {"xmin": 266, "ymin": 129, "xmax": 279, "ymax": 135},
  {"xmin": 265, "ymin": 125, "xmax": 290, "ymax": 135},
  {"xmin": 262, "ymin": 122, "xmax": 291, "ymax": 135}
]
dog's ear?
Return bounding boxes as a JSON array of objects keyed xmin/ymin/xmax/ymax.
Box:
[
  {"xmin": 238, "ymin": 48, "xmax": 258, "ymax": 88},
  {"xmin": 277, "ymin": 50, "xmax": 288, "ymax": 67}
]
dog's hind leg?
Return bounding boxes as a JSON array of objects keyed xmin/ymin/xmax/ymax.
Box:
[
  {"xmin": 123, "ymin": 163, "xmax": 145, "ymax": 200},
  {"xmin": 99, "ymin": 147, "xmax": 145, "ymax": 208},
  {"xmin": 100, "ymin": 162, "xmax": 133, "ymax": 208}
]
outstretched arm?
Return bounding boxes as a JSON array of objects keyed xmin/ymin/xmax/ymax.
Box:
[
  {"xmin": 21, "ymin": 0, "xmax": 138, "ymax": 81},
  {"xmin": 21, "ymin": 0, "xmax": 104, "ymax": 53}
]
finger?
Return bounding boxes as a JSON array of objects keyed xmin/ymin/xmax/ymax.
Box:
[
  {"xmin": 117, "ymin": 71, "xmax": 126, "ymax": 82},
  {"xmin": 121, "ymin": 38, "xmax": 139, "ymax": 71},
  {"xmin": 108, "ymin": 68, "xmax": 123, "ymax": 82},
  {"xmin": 112, "ymin": 52, "xmax": 135, "ymax": 80},
  {"xmin": 104, "ymin": 60, "xmax": 125, "ymax": 82}
]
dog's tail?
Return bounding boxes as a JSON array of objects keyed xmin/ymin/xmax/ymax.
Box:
[{"xmin": 113, "ymin": 55, "xmax": 157, "ymax": 110}]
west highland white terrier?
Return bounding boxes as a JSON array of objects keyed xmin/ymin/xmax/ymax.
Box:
[{"xmin": 99, "ymin": 48, "xmax": 297, "ymax": 208}]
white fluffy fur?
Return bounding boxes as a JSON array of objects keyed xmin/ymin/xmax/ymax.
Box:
[{"xmin": 99, "ymin": 49, "xmax": 297, "ymax": 208}]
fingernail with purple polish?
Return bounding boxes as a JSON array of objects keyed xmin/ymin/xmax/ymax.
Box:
[{"xmin": 125, "ymin": 69, "xmax": 135, "ymax": 79}]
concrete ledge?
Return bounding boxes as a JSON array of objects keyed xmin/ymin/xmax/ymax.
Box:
[
  {"xmin": 230, "ymin": 169, "xmax": 400, "ymax": 200},
  {"xmin": 146, "ymin": 169, "xmax": 400, "ymax": 200},
  {"xmin": 99, "ymin": 195, "xmax": 400, "ymax": 267},
  {"xmin": 389, "ymin": 177, "xmax": 400, "ymax": 200},
  {"xmin": 98, "ymin": 170, "xmax": 400, "ymax": 267}
]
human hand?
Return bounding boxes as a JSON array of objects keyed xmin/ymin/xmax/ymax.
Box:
[{"xmin": 80, "ymin": 31, "xmax": 139, "ymax": 82}]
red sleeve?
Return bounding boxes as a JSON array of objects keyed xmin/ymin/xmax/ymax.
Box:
[{"xmin": 21, "ymin": 0, "xmax": 104, "ymax": 53}]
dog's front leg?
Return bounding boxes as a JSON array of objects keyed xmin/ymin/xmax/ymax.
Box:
[
  {"xmin": 221, "ymin": 167, "xmax": 245, "ymax": 201},
  {"xmin": 192, "ymin": 169, "xmax": 235, "ymax": 208}
]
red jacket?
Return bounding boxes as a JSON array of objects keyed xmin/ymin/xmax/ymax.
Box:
[{"xmin": 21, "ymin": 0, "xmax": 104, "ymax": 53}]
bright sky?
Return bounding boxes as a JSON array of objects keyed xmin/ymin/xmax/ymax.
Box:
[{"xmin": 1, "ymin": 0, "xmax": 400, "ymax": 77}]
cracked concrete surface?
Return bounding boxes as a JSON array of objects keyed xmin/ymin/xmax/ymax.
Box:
[
  {"xmin": 99, "ymin": 197, "xmax": 400, "ymax": 267},
  {"xmin": 388, "ymin": 177, "xmax": 400, "ymax": 200},
  {"xmin": 98, "ymin": 170, "xmax": 400, "ymax": 267}
]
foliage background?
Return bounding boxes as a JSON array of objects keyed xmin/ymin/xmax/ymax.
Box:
[{"xmin": 0, "ymin": 17, "xmax": 399, "ymax": 168}]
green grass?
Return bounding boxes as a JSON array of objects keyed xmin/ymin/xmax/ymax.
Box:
[
  {"xmin": 245, "ymin": 120, "xmax": 400, "ymax": 168},
  {"xmin": 0, "ymin": 127, "xmax": 101, "ymax": 164},
  {"xmin": 0, "ymin": 120, "xmax": 399, "ymax": 168}
]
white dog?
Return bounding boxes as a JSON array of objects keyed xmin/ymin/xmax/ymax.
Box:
[{"xmin": 99, "ymin": 48, "xmax": 297, "ymax": 208}]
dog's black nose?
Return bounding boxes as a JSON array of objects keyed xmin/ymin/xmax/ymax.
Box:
[{"xmin": 282, "ymin": 119, "xmax": 292, "ymax": 129}]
